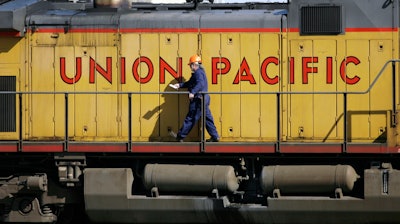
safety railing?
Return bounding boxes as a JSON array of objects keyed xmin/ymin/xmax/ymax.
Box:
[{"xmin": 0, "ymin": 59, "xmax": 399, "ymax": 153}]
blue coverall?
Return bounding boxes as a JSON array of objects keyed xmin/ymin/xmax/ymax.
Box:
[{"xmin": 176, "ymin": 67, "xmax": 219, "ymax": 140}]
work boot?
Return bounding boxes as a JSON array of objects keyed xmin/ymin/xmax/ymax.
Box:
[{"xmin": 206, "ymin": 137, "xmax": 219, "ymax": 142}]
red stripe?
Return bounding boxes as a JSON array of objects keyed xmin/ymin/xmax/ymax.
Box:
[
  {"xmin": 287, "ymin": 27, "xmax": 398, "ymax": 32},
  {"xmin": 28, "ymin": 27, "xmax": 399, "ymax": 34},
  {"xmin": 23, "ymin": 144, "xmax": 64, "ymax": 152},
  {"xmin": 200, "ymin": 28, "xmax": 281, "ymax": 32},
  {"xmin": 132, "ymin": 144, "xmax": 199, "ymax": 153},
  {"xmin": 205, "ymin": 144, "xmax": 275, "ymax": 153},
  {"xmin": 120, "ymin": 28, "xmax": 198, "ymax": 33},
  {"xmin": 280, "ymin": 144, "xmax": 342, "ymax": 153},
  {"xmin": 69, "ymin": 144, "xmax": 126, "ymax": 152},
  {"xmin": 346, "ymin": 145, "xmax": 395, "ymax": 153},
  {"xmin": 32, "ymin": 28, "xmax": 118, "ymax": 33},
  {"xmin": 0, "ymin": 144, "xmax": 18, "ymax": 152},
  {"xmin": 0, "ymin": 142, "xmax": 396, "ymax": 154},
  {"xmin": 0, "ymin": 31, "xmax": 21, "ymax": 37},
  {"xmin": 345, "ymin": 27, "xmax": 397, "ymax": 32}
]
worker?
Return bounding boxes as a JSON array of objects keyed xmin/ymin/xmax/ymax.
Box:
[{"xmin": 170, "ymin": 54, "xmax": 220, "ymax": 142}]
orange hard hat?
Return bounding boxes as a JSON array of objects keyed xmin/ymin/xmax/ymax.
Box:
[{"xmin": 188, "ymin": 54, "xmax": 201, "ymax": 65}]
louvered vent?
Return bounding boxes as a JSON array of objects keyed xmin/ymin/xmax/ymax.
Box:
[
  {"xmin": 0, "ymin": 76, "xmax": 16, "ymax": 132},
  {"xmin": 300, "ymin": 5, "xmax": 342, "ymax": 35}
]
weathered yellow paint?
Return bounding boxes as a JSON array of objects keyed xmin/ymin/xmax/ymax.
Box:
[
  {"xmin": 139, "ymin": 33, "xmax": 160, "ymax": 140},
  {"xmin": 288, "ymin": 40, "xmax": 313, "ymax": 139},
  {"xmin": 55, "ymin": 46, "xmax": 75, "ymax": 138},
  {"xmin": 240, "ymin": 33, "xmax": 260, "ymax": 139},
  {"xmin": 313, "ymin": 40, "xmax": 338, "ymax": 140},
  {"xmin": 220, "ymin": 33, "xmax": 240, "ymax": 139},
  {"xmin": 260, "ymin": 33, "xmax": 280, "ymax": 140},
  {"xmin": 369, "ymin": 39, "xmax": 392, "ymax": 142},
  {"xmin": 74, "ymin": 46, "xmax": 97, "ymax": 138},
  {"xmin": 30, "ymin": 46, "xmax": 55, "ymax": 138},
  {"xmin": 201, "ymin": 33, "xmax": 221, "ymax": 140},
  {"xmin": 346, "ymin": 40, "xmax": 370, "ymax": 140},
  {"xmin": 120, "ymin": 33, "xmax": 141, "ymax": 140},
  {"xmin": 159, "ymin": 33, "xmax": 179, "ymax": 141},
  {"xmin": 177, "ymin": 33, "xmax": 199, "ymax": 140},
  {"xmin": 95, "ymin": 46, "xmax": 119, "ymax": 138}
]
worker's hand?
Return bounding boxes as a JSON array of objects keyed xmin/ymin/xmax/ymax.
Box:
[
  {"xmin": 188, "ymin": 93, "xmax": 194, "ymax": 100},
  {"xmin": 170, "ymin": 83, "xmax": 180, "ymax": 89}
]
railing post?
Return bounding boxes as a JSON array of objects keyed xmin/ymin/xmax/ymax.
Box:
[
  {"xmin": 64, "ymin": 93, "xmax": 68, "ymax": 152},
  {"xmin": 128, "ymin": 93, "xmax": 132, "ymax": 153},
  {"xmin": 201, "ymin": 93, "xmax": 205, "ymax": 153},
  {"xmin": 392, "ymin": 61, "xmax": 397, "ymax": 127},
  {"xmin": 18, "ymin": 93, "xmax": 22, "ymax": 152},
  {"xmin": 343, "ymin": 93, "xmax": 347, "ymax": 153},
  {"xmin": 276, "ymin": 93, "xmax": 280, "ymax": 153}
]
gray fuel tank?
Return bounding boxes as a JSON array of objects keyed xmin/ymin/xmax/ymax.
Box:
[
  {"xmin": 144, "ymin": 164, "xmax": 239, "ymax": 193},
  {"xmin": 260, "ymin": 165, "xmax": 359, "ymax": 195}
]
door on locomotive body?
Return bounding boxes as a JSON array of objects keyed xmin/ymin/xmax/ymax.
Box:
[
  {"xmin": 120, "ymin": 31, "xmax": 198, "ymax": 141},
  {"xmin": 287, "ymin": 39, "xmax": 339, "ymax": 142},
  {"xmin": 367, "ymin": 39, "xmax": 393, "ymax": 143},
  {"xmin": 205, "ymin": 32, "xmax": 284, "ymax": 142},
  {"xmin": 158, "ymin": 33, "xmax": 199, "ymax": 141},
  {"xmin": 201, "ymin": 14, "xmax": 284, "ymax": 142},
  {"xmin": 287, "ymin": 38, "xmax": 393, "ymax": 143},
  {"xmin": 344, "ymin": 39, "xmax": 393, "ymax": 143},
  {"xmin": 30, "ymin": 45, "xmax": 57, "ymax": 139},
  {"xmin": 92, "ymin": 46, "xmax": 119, "ymax": 140}
]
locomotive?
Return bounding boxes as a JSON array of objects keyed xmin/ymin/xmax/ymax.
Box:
[{"xmin": 0, "ymin": 0, "xmax": 400, "ymax": 223}]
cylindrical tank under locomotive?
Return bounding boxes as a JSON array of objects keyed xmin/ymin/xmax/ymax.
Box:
[{"xmin": 0, "ymin": 0, "xmax": 400, "ymax": 223}]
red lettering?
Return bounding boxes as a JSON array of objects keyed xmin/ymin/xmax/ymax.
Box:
[
  {"xmin": 60, "ymin": 57, "xmax": 82, "ymax": 84},
  {"xmin": 211, "ymin": 57, "xmax": 230, "ymax": 84},
  {"xmin": 133, "ymin": 56, "xmax": 153, "ymax": 84},
  {"xmin": 340, "ymin": 56, "xmax": 361, "ymax": 85},
  {"xmin": 260, "ymin": 57, "xmax": 279, "ymax": 85},
  {"xmin": 290, "ymin": 57, "xmax": 295, "ymax": 84},
  {"xmin": 89, "ymin": 57, "xmax": 112, "ymax": 84},
  {"xmin": 302, "ymin": 57, "xmax": 318, "ymax": 84},
  {"xmin": 120, "ymin": 57, "xmax": 126, "ymax": 84},
  {"xmin": 58, "ymin": 55, "xmax": 364, "ymax": 86},
  {"xmin": 327, "ymin": 57, "xmax": 333, "ymax": 84},
  {"xmin": 233, "ymin": 58, "xmax": 256, "ymax": 84},
  {"xmin": 159, "ymin": 57, "xmax": 182, "ymax": 84}
]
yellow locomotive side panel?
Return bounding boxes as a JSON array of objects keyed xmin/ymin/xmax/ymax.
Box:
[
  {"xmin": 158, "ymin": 33, "xmax": 180, "ymax": 140},
  {"xmin": 30, "ymin": 46, "xmax": 56, "ymax": 138},
  {"xmin": 21, "ymin": 28, "xmax": 397, "ymax": 143},
  {"xmin": 94, "ymin": 46, "xmax": 119, "ymax": 138},
  {"xmin": 73, "ymin": 46, "xmax": 97, "ymax": 139},
  {"xmin": 285, "ymin": 31, "xmax": 395, "ymax": 143},
  {"xmin": 201, "ymin": 33, "xmax": 222, "ymax": 140},
  {"xmin": 259, "ymin": 33, "xmax": 280, "ymax": 140},
  {"xmin": 55, "ymin": 46, "xmax": 75, "ymax": 138},
  {"xmin": 345, "ymin": 39, "xmax": 370, "ymax": 140},
  {"xmin": 0, "ymin": 37, "xmax": 22, "ymax": 140},
  {"xmin": 176, "ymin": 33, "xmax": 200, "ymax": 140},
  {"xmin": 313, "ymin": 40, "xmax": 338, "ymax": 140},
  {"xmin": 369, "ymin": 39, "xmax": 392, "ymax": 142},
  {"xmin": 220, "ymin": 33, "xmax": 241, "ymax": 140},
  {"xmin": 288, "ymin": 40, "xmax": 314, "ymax": 140},
  {"xmin": 120, "ymin": 33, "xmax": 140, "ymax": 140},
  {"xmin": 138, "ymin": 33, "xmax": 160, "ymax": 140},
  {"xmin": 240, "ymin": 33, "xmax": 260, "ymax": 139}
]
